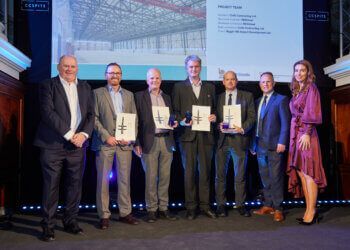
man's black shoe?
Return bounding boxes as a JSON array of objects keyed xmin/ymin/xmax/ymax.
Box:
[
  {"xmin": 237, "ymin": 206, "xmax": 251, "ymax": 217},
  {"xmin": 63, "ymin": 222, "xmax": 83, "ymax": 234},
  {"xmin": 158, "ymin": 210, "xmax": 177, "ymax": 221},
  {"xmin": 146, "ymin": 211, "xmax": 157, "ymax": 223},
  {"xmin": 216, "ymin": 205, "xmax": 227, "ymax": 217},
  {"xmin": 41, "ymin": 227, "xmax": 55, "ymax": 242},
  {"xmin": 203, "ymin": 209, "xmax": 217, "ymax": 219},
  {"xmin": 186, "ymin": 210, "xmax": 196, "ymax": 220}
]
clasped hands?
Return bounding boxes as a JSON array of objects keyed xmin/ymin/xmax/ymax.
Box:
[
  {"xmin": 106, "ymin": 136, "xmax": 131, "ymax": 147},
  {"xmin": 70, "ymin": 132, "xmax": 87, "ymax": 148}
]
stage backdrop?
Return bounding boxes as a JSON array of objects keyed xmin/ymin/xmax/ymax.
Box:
[{"xmin": 14, "ymin": 0, "xmax": 337, "ymax": 206}]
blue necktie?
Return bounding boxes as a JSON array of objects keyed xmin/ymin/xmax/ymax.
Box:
[
  {"xmin": 257, "ymin": 95, "xmax": 268, "ymax": 137},
  {"xmin": 260, "ymin": 95, "xmax": 267, "ymax": 119}
]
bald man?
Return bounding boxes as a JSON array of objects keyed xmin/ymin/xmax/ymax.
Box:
[
  {"xmin": 134, "ymin": 68, "xmax": 178, "ymax": 223},
  {"xmin": 215, "ymin": 71, "xmax": 255, "ymax": 217},
  {"xmin": 34, "ymin": 55, "xmax": 94, "ymax": 241}
]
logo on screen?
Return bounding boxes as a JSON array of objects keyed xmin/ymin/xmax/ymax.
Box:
[
  {"xmin": 305, "ymin": 11, "xmax": 329, "ymax": 22},
  {"xmin": 21, "ymin": 0, "xmax": 49, "ymax": 12}
]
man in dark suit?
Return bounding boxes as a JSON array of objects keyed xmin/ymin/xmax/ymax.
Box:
[
  {"xmin": 172, "ymin": 55, "xmax": 217, "ymax": 220},
  {"xmin": 251, "ymin": 72, "xmax": 290, "ymax": 222},
  {"xmin": 91, "ymin": 63, "xmax": 139, "ymax": 228},
  {"xmin": 134, "ymin": 68, "xmax": 178, "ymax": 223},
  {"xmin": 215, "ymin": 71, "xmax": 255, "ymax": 217},
  {"xmin": 34, "ymin": 55, "xmax": 94, "ymax": 241}
]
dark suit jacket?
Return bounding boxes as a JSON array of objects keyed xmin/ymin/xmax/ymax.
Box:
[
  {"xmin": 172, "ymin": 78, "xmax": 216, "ymax": 144},
  {"xmin": 217, "ymin": 90, "xmax": 255, "ymax": 149},
  {"xmin": 135, "ymin": 89, "xmax": 175, "ymax": 154},
  {"xmin": 34, "ymin": 76, "xmax": 95, "ymax": 149},
  {"xmin": 252, "ymin": 92, "xmax": 290, "ymax": 152}
]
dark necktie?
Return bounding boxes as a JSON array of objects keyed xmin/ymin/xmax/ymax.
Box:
[{"xmin": 228, "ymin": 93, "xmax": 232, "ymax": 105}]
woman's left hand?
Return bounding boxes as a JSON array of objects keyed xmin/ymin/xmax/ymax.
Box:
[{"xmin": 298, "ymin": 134, "xmax": 311, "ymax": 151}]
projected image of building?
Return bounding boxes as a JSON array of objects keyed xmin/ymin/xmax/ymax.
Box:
[{"xmin": 52, "ymin": 0, "xmax": 206, "ymax": 69}]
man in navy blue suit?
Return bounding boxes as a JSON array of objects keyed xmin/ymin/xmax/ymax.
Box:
[
  {"xmin": 34, "ymin": 55, "xmax": 94, "ymax": 241},
  {"xmin": 251, "ymin": 72, "xmax": 290, "ymax": 222}
]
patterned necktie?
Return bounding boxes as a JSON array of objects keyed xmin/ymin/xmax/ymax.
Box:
[{"xmin": 228, "ymin": 93, "xmax": 232, "ymax": 105}]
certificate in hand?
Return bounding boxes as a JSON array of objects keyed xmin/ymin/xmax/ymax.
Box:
[
  {"xmin": 152, "ymin": 106, "xmax": 173, "ymax": 130},
  {"xmin": 191, "ymin": 105, "xmax": 211, "ymax": 131},
  {"xmin": 223, "ymin": 104, "xmax": 242, "ymax": 128},
  {"xmin": 115, "ymin": 113, "xmax": 136, "ymax": 141}
]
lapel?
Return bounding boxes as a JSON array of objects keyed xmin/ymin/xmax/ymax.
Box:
[
  {"xmin": 77, "ymin": 80, "xmax": 84, "ymax": 116},
  {"xmin": 261, "ymin": 92, "xmax": 276, "ymax": 119},
  {"xmin": 236, "ymin": 90, "xmax": 242, "ymax": 105},
  {"xmin": 161, "ymin": 91, "xmax": 171, "ymax": 107},
  {"xmin": 55, "ymin": 76, "xmax": 70, "ymax": 113},
  {"xmin": 218, "ymin": 92, "xmax": 225, "ymax": 121},
  {"xmin": 143, "ymin": 90, "xmax": 152, "ymax": 111},
  {"xmin": 102, "ymin": 85, "xmax": 116, "ymax": 114},
  {"xmin": 184, "ymin": 78, "xmax": 198, "ymax": 103}
]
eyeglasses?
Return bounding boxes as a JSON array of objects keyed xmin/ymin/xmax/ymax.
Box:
[{"xmin": 106, "ymin": 72, "xmax": 122, "ymax": 75}]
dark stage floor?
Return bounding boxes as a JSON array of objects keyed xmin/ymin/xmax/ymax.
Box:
[{"xmin": 0, "ymin": 207, "xmax": 349, "ymax": 250}]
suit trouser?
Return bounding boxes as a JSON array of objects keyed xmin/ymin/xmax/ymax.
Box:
[
  {"xmin": 96, "ymin": 146, "xmax": 132, "ymax": 218},
  {"xmin": 40, "ymin": 147, "xmax": 85, "ymax": 229},
  {"xmin": 141, "ymin": 137, "xmax": 173, "ymax": 212},
  {"xmin": 215, "ymin": 137, "xmax": 247, "ymax": 207},
  {"xmin": 180, "ymin": 135, "xmax": 213, "ymax": 211},
  {"xmin": 257, "ymin": 149, "xmax": 284, "ymax": 210}
]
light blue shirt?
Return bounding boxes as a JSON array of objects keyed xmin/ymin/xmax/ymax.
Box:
[{"xmin": 108, "ymin": 85, "xmax": 123, "ymax": 114}]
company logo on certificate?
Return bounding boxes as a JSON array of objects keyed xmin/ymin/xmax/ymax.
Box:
[
  {"xmin": 115, "ymin": 113, "xmax": 136, "ymax": 141},
  {"xmin": 192, "ymin": 105, "xmax": 211, "ymax": 131},
  {"xmin": 152, "ymin": 106, "xmax": 173, "ymax": 130},
  {"xmin": 223, "ymin": 105, "xmax": 241, "ymax": 128}
]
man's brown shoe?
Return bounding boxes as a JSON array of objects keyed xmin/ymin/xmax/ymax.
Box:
[
  {"xmin": 273, "ymin": 210, "xmax": 284, "ymax": 222},
  {"xmin": 100, "ymin": 218, "xmax": 109, "ymax": 230},
  {"xmin": 119, "ymin": 214, "xmax": 139, "ymax": 225},
  {"xmin": 253, "ymin": 206, "xmax": 275, "ymax": 215}
]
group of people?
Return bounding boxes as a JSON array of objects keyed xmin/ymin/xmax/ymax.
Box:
[{"xmin": 34, "ymin": 54, "xmax": 327, "ymax": 242}]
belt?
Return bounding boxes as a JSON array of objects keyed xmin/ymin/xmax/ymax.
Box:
[{"xmin": 154, "ymin": 132, "xmax": 170, "ymax": 137}]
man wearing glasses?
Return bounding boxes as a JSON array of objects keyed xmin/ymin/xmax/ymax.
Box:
[{"xmin": 91, "ymin": 63, "xmax": 139, "ymax": 229}]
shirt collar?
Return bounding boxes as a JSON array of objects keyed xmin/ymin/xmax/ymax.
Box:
[
  {"xmin": 108, "ymin": 84, "xmax": 122, "ymax": 94},
  {"xmin": 59, "ymin": 76, "xmax": 78, "ymax": 86},
  {"xmin": 189, "ymin": 78, "xmax": 202, "ymax": 87},
  {"xmin": 263, "ymin": 91, "xmax": 274, "ymax": 99},
  {"xmin": 148, "ymin": 88, "xmax": 163, "ymax": 96},
  {"xmin": 226, "ymin": 88, "xmax": 237, "ymax": 95}
]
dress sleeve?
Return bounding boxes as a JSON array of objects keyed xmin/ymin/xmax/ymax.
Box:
[{"xmin": 301, "ymin": 83, "xmax": 322, "ymax": 126}]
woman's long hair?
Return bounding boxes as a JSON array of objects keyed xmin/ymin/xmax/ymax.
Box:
[{"xmin": 289, "ymin": 59, "xmax": 316, "ymax": 96}]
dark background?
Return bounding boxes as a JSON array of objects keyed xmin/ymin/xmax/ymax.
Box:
[{"xmin": 13, "ymin": 0, "xmax": 339, "ymax": 206}]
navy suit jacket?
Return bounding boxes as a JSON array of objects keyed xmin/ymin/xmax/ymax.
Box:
[
  {"xmin": 135, "ymin": 89, "xmax": 175, "ymax": 154},
  {"xmin": 253, "ymin": 92, "xmax": 290, "ymax": 153},
  {"xmin": 217, "ymin": 90, "xmax": 256, "ymax": 149},
  {"xmin": 34, "ymin": 76, "xmax": 95, "ymax": 149}
]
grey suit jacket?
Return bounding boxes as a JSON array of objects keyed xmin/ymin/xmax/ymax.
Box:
[
  {"xmin": 91, "ymin": 85, "xmax": 137, "ymax": 151},
  {"xmin": 217, "ymin": 90, "xmax": 256, "ymax": 149}
]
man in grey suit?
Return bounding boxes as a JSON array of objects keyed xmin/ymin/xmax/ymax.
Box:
[
  {"xmin": 172, "ymin": 55, "xmax": 217, "ymax": 220},
  {"xmin": 251, "ymin": 72, "xmax": 290, "ymax": 222},
  {"xmin": 91, "ymin": 63, "xmax": 139, "ymax": 228},
  {"xmin": 215, "ymin": 71, "xmax": 255, "ymax": 217},
  {"xmin": 134, "ymin": 68, "xmax": 178, "ymax": 223}
]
